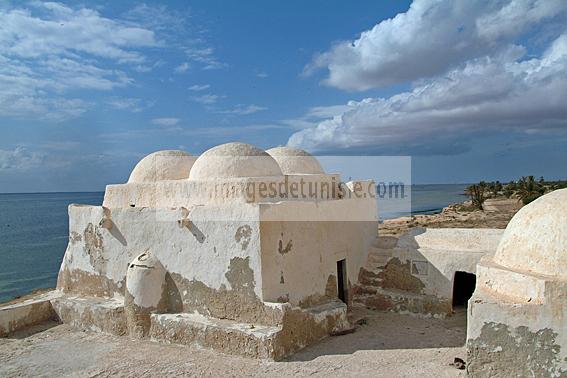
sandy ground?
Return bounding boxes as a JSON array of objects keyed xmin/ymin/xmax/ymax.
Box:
[{"xmin": 0, "ymin": 307, "xmax": 467, "ymax": 377}]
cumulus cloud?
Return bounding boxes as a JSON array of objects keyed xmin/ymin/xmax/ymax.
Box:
[
  {"xmin": 0, "ymin": 3, "xmax": 157, "ymax": 61},
  {"xmin": 305, "ymin": 0, "xmax": 567, "ymax": 91},
  {"xmin": 0, "ymin": 2, "xmax": 161, "ymax": 120},
  {"xmin": 151, "ymin": 117, "xmax": 180, "ymax": 126},
  {"xmin": 289, "ymin": 33, "xmax": 567, "ymax": 154}
]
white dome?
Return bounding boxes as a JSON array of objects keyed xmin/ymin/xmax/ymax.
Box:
[
  {"xmin": 493, "ymin": 188, "xmax": 567, "ymax": 278},
  {"xmin": 266, "ymin": 147, "xmax": 324, "ymax": 175},
  {"xmin": 128, "ymin": 150, "xmax": 196, "ymax": 183},
  {"xmin": 189, "ymin": 142, "xmax": 283, "ymax": 180}
]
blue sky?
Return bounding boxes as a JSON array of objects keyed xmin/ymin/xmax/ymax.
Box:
[{"xmin": 1, "ymin": 0, "xmax": 566, "ymax": 192}]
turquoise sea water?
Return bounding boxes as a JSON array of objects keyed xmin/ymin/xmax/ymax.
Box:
[{"xmin": 0, "ymin": 185, "xmax": 468, "ymax": 302}]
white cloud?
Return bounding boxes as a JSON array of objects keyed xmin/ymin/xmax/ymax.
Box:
[
  {"xmin": 151, "ymin": 117, "xmax": 180, "ymax": 126},
  {"xmin": 289, "ymin": 33, "xmax": 567, "ymax": 154},
  {"xmin": 191, "ymin": 94, "xmax": 225, "ymax": 105},
  {"xmin": 280, "ymin": 104, "xmax": 355, "ymax": 130},
  {"xmin": 304, "ymin": 104, "xmax": 355, "ymax": 119},
  {"xmin": 175, "ymin": 62, "xmax": 190, "ymax": 73},
  {"xmin": 189, "ymin": 84, "xmax": 210, "ymax": 91},
  {"xmin": 0, "ymin": 3, "xmax": 157, "ymax": 62},
  {"xmin": 217, "ymin": 104, "xmax": 267, "ymax": 115},
  {"xmin": 123, "ymin": 4, "xmax": 187, "ymax": 34},
  {"xmin": 185, "ymin": 47, "xmax": 225, "ymax": 70},
  {"xmin": 256, "ymin": 72, "xmax": 268, "ymax": 78},
  {"xmin": 106, "ymin": 97, "xmax": 152, "ymax": 113},
  {"xmin": 0, "ymin": 2, "xmax": 162, "ymax": 121},
  {"xmin": 306, "ymin": 0, "xmax": 567, "ymax": 91}
]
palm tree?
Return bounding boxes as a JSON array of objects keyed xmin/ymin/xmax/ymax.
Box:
[
  {"xmin": 517, "ymin": 176, "xmax": 545, "ymax": 205},
  {"xmin": 503, "ymin": 180, "xmax": 516, "ymax": 198},
  {"xmin": 465, "ymin": 182, "xmax": 487, "ymax": 210}
]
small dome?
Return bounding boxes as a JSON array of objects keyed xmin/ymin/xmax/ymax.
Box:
[
  {"xmin": 266, "ymin": 146, "xmax": 324, "ymax": 175},
  {"xmin": 493, "ymin": 189, "xmax": 567, "ymax": 278},
  {"xmin": 189, "ymin": 142, "xmax": 283, "ymax": 180},
  {"xmin": 128, "ymin": 150, "xmax": 196, "ymax": 183}
]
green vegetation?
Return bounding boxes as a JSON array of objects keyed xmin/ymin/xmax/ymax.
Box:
[
  {"xmin": 465, "ymin": 182, "xmax": 488, "ymax": 210},
  {"xmin": 465, "ymin": 176, "xmax": 567, "ymax": 210},
  {"xmin": 516, "ymin": 176, "xmax": 545, "ymax": 205}
]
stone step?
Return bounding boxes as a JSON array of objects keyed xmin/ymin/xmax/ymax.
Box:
[
  {"xmin": 150, "ymin": 312, "xmax": 283, "ymax": 359},
  {"xmin": 50, "ymin": 295, "xmax": 127, "ymax": 336},
  {"xmin": 49, "ymin": 295, "xmax": 349, "ymax": 361}
]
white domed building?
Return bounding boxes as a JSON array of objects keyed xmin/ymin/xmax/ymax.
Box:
[
  {"xmin": 48, "ymin": 142, "xmax": 378, "ymax": 359},
  {"xmin": 467, "ymin": 189, "xmax": 567, "ymax": 376}
]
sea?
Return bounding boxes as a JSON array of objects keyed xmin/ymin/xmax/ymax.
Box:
[{"xmin": 0, "ymin": 184, "xmax": 468, "ymax": 303}]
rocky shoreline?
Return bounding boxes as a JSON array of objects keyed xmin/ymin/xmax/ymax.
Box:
[{"xmin": 379, "ymin": 197, "xmax": 523, "ymax": 236}]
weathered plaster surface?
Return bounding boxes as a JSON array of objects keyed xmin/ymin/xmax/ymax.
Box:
[
  {"xmin": 259, "ymin": 198, "xmax": 376, "ymax": 307},
  {"xmin": 58, "ymin": 205, "xmax": 267, "ymax": 320},
  {"xmin": 354, "ymin": 228, "xmax": 503, "ymax": 317},
  {"xmin": 468, "ymin": 322, "xmax": 565, "ymax": 377},
  {"xmin": 466, "ymin": 264, "xmax": 567, "ymax": 376}
]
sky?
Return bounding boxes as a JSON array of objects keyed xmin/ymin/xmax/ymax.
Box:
[{"xmin": 0, "ymin": 0, "xmax": 566, "ymax": 192}]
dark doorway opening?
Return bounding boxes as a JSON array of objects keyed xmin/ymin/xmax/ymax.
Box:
[
  {"xmin": 452, "ymin": 271, "xmax": 476, "ymax": 307},
  {"xmin": 337, "ymin": 259, "xmax": 348, "ymax": 303}
]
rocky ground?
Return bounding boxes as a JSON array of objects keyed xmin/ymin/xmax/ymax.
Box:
[
  {"xmin": 379, "ymin": 197, "xmax": 523, "ymax": 236},
  {"xmin": 0, "ymin": 307, "xmax": 467, "ymax": 378}
]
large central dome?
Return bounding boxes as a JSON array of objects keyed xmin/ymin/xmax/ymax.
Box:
[
  {"xmin": 493, "ymin": 188, "xmax": 567, "ymax": 278},
  {"xmin": 189, "ymin": 142, "xmax": 283, "ymax": 180}
]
